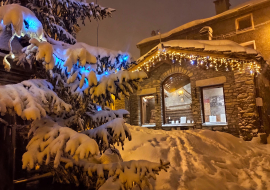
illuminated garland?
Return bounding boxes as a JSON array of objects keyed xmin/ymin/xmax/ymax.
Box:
[{"xmin": 133, "ymin": 50, "xmax": 261, "ymax": 75}]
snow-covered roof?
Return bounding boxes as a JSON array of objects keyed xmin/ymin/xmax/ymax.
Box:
[
  {"xmin": 137, "ymin": 0, "xmax": 269, "ymax": 46},
  {"xmin": 137, "ymin": 40, "xmax": 259, "ymax": 63}
]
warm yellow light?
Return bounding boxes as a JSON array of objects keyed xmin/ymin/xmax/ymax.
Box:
[{"xmin": 179, "ymin": 90, "xmax": 184, "ymax": 95}]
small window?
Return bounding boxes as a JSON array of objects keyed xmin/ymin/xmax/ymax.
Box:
[
  {"xmin": 241, "ymin": 40, "xmax": 256, "ymax": 49},
  {"xmin": 236, "ymin": 14, "xmax": 254, "ymax": 32},
  {"xmin": 141, "ymin": 95, "xmax": 156, "ymax": 125},
  {"xmin": 202, "ymin": 86, "xmax": 227, "ymax": 124}
]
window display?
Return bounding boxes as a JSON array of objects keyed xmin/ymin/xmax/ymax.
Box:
[{"xmin": 202, "ymin": 86, "xmax": 226, "ymax": 123}]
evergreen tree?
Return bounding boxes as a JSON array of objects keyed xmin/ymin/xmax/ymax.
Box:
[{"xmin": 0, "ymin": 3, "xmax": 169, "ymax": 189}]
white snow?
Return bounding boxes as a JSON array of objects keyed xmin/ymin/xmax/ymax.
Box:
[
  {"xmin": 53, "ymin": 41, "xmax": 132, "ymax": 70},
  {"xmin": 117, "ymin": 125, "xmax": 270, "ymax": 190},
  {"xmin": 30, "ymin": 38, "xmax": 56, "ymax": 70},
  {"xmin": 86, "ymin": 109, "xmax": 129, "ymax": 126},
  {"xmin": 84, "ymin": 118, "xmax": 131, "ymax": 150},
  {"xmin": 85, "ymin": 70, "xmax": 147, "ymax": 102},
  {"xmin": 0, "ymin": 79, "xmax": 71, "ymax": 120},
  {"xmin": 23, "ymin": 117, "xmax": 99, "ymax": 169},
  {"xmin": 137, "ymin": 0, "xmax": 268, "ymax": 46},
  {"xmin": 0, "ymin": 4, "xmax": 44, "ymax": 39},
  {"xmin": 136, "ymin": 40, "xmax": 259, "ymax": 64}
]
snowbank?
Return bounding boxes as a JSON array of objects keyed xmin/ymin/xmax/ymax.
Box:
[{"xmin": 118, "ymin": 125, "xmax": 270, "ymax": 190}]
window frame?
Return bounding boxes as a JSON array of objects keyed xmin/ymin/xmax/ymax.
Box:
[
  {"xmin": 240, "ymin": 40, "xmax": 256, "ymax": 50},
  {"xmin": 200, "ymin": 84, "xmax": 227, "ymax": 124},
  {"xmin": 140, "ymin": 94, "xmax": 156, "ymax": 126},
  {"xmin": 235, "ymin": 13, "xmax": 254, "ymax": 34}
]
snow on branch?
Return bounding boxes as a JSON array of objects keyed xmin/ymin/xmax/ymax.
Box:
[
  {"xmin": 60, "ymin": 158, "xmax": 170, "ymax": 189},
  {"xmin": 23, "ymin": 117, "xmax": 100, "ymax": 169},
  {"xmin": 26, "ymin": 38, "xmax": 97, "ymax": 72},
  {"xmin": 85, "ymin": 70, "xmax": 147, "ymax": 104},
  {"xmin": 24, "ymin": 0, "xmax": 115, "ymax": 44},
  {"xmin": 0, "ymin": 79, "xmax": 71, "ymax": 120},
  {"xmin": 0, "ymin": 4, "xmax": 44, "ymax": 39},
  {"xmin": 86, "ymin": 109, "xmax": 130, "ymax": 128},
  {"xmin": 84, "ymin": 118, "xmax": 132, "ymax": 152}
]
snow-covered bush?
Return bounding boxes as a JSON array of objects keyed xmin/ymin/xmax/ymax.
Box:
[{"xmin": 0, "ymin": 3, "xmax": 168, "ymax": 189}]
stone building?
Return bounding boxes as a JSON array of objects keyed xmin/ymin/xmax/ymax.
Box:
[
  {"xmin": 114, "ymin": 0, "xmax": 270, "ymax": 138},
  {"xmin": 120, "ymin": 39, "xmax": 270, "ymax": 138}
]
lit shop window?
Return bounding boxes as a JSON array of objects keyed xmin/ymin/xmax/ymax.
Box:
[
  {"xmin": 141, "ymin": 95, "xmax": 156, "ymax": 125},
  {"xmin": 202, "ymin": 86, "xmax": 227, "ymax": 124},
  {"xmin": 162, "ymin": 74, "xmax": 193, "ymax": 125}
]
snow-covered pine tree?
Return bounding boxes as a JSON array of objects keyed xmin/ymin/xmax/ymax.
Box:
[{"xmin": 0, "ymin": 3, "xmax": 169, "ymax": 189}]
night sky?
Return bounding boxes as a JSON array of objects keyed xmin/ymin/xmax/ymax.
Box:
[{"xmin": 77, "ymin": 0, "xmax": 250, "ymax": 59}]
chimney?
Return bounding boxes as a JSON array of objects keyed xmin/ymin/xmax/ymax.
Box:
[{"xmin": 214, "ymin": 0, "xmax": 231, "ymax": 15}]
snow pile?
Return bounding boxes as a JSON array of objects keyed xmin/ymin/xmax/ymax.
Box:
[
  {"xmin": 160, "ymin": 40, "xmax": 258, "ymax": 54},
  {"xmin": 0, "ymin": 79, "xmax": 71, "ymax": 120},
  {"xmin": 118, "ymin": 125, "xmax": 270, "ymax": 190}
]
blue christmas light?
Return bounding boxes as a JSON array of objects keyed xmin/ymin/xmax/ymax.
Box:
[
  {"xmin": 105, "ymin": 71, "xmax": 109, "ymax": 75},
  {"xmin": 97, "ymin": 106, "xmax": 102, "ymax": 111},
  {"xmin": 23, "ymin": 15, "xmax": 41, "ymax": 33},
  {"xmin": 123, "ymin": 55, "xmax": 129, "ymax": 61}
]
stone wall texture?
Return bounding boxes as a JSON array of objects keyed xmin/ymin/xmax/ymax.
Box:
[{"xmin": 125, "ymin": 60, "xmax": 264, "ymax": 136}]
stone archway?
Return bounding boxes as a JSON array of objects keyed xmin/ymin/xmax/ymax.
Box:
[
  {"xmin": 160, "ymin": 66, "xmax": 193, "ymax": 83},
  {"xmin": 160, "ymin": 66, "xmax": 194, "ymax": 125}
]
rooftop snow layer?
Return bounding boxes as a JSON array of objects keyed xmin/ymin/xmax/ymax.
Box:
[
  {"xmin": 137, "ymin": 0, "xmax": 269, "ymax": 46},
  {"xmin": 136, "ymin": 40, "xmax": 260, "ymax": 63}
]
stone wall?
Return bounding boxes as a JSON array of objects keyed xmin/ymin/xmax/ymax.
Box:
[
  {"xmin": 127, "ymin": 60, "xmax": 252, "ymax": 134},
  {"xmin": 234, "ymin": 70, "xmax": 260, "ymax": 140},
  {"xmin": 115, "ymin": 99, "xmax": 125, "ymax": 110}
]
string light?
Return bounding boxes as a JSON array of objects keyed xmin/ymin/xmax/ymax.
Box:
[{"xmin": 132, "ymin": 50, "xmax": 262, "ymax": 75}]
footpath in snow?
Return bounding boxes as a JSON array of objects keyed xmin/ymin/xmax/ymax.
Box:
[{"xmin": 118, "ymin": 125, "xmax": 270, "ymax": 190}]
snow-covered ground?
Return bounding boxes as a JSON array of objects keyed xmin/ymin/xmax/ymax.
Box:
[{"xmin": 118, "ymin": 125, "xmax": 270, "ymax": 190}]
